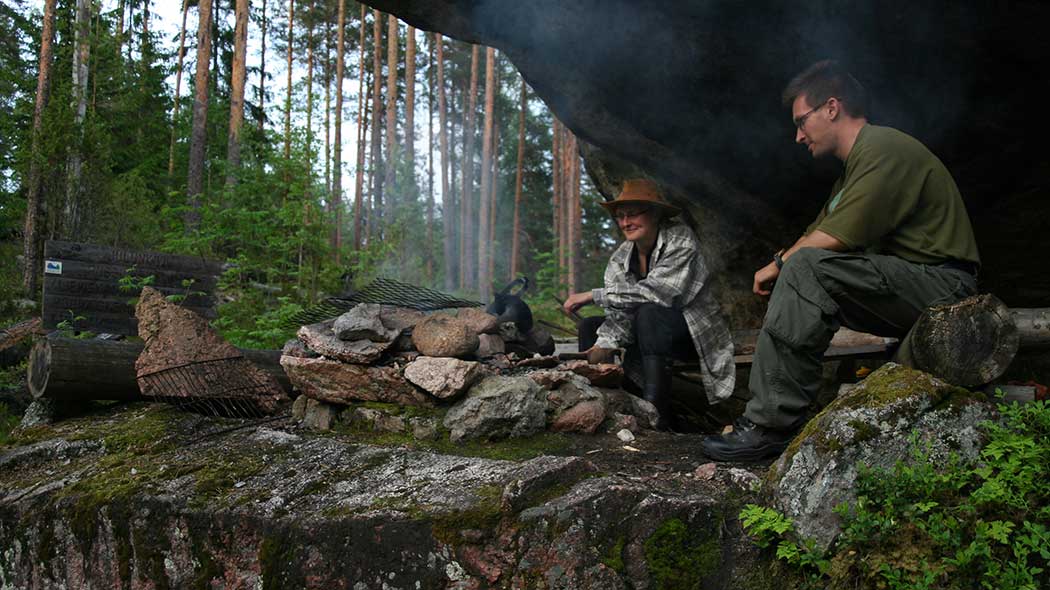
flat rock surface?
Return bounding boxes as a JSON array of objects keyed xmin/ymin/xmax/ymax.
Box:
[
  {"xmin": 297, "ymin": 320, "xmax": 395, "ymax": 364},
  {"xmin": 0, "ymin": 403, "xmax": 773, "ymax": 590},
  {"xmin": 280, "ymin": 355, "xmax": 432, "ymax": 406}
]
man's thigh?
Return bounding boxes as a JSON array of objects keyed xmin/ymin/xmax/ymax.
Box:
[{"xmin": 804, "ymin": 250, "xmax": 973, "ymax": 338}]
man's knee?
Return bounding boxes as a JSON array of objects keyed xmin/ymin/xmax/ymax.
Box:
[{"xmin": 578, "ymin": 316, "xmax": 605, "ymax": 352}]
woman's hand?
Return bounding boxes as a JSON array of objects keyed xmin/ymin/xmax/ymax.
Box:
[{"xmin": 563, "ymin": 291, "xmax": 594, "ymax": 315}]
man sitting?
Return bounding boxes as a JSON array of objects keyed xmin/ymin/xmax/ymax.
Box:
[{"xmin": 702, "ymin": 60, "xmax": 980, "ymax": 462}]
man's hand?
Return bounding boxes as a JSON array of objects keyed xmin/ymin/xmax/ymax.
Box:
[
  {"xmin": 563, "ymin": 291, "xmax": 594, "ymax": 315},
  {"xmin": 753, "ymin": 261, "xmax": 780, "ymax": 296},
  {"xmin": 586, "ymin": 346, "xmax": 618, "ymax": 365}
]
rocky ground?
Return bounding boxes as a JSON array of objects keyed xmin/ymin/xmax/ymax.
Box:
[{"xmin": 0, "ymin": 400, "xmax": 776, "ymax": 590}]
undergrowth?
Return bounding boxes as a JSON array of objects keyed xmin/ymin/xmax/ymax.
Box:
[{"xmin": 741, "ymin": 396, "xmax": 1050, "ymax": 590}]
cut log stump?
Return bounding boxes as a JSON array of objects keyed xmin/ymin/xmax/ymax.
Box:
[{"xmin": 912, "ymin": 294, "xmax": 1018, "ymax": 387}]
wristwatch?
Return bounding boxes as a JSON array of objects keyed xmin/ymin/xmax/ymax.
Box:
[{"xmin": 773, "ymin": 249, "xmax": 785, "ymax": 270}]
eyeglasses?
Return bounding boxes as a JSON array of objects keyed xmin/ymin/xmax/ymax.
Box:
[
  {"xmin": 794, "ymin": 99, "xmax": 830, "ymax": 130},
  {"xmin": 614, "ymin": 207, "xmax": 651, "ymax": 221}
]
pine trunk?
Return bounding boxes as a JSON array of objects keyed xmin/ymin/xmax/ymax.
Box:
[
  {"xmin": 568, "ymin": 130, "xmax": 580, "ymax": 294},
  {"xmin": 64, "ymin": 0, "xmax": 91, "ymax": 237},
  {"xmin": 323, "ymin": 18, "xmax": 332, "ymax": 198},
  {"xmin": 477, "ymin": 47, "xmax": 495, "ymax": 301},
  {"xmin": 425, "ymin": 34, "xmax": 434, "ymax": 281},
  {"xmin": 225, "ymin": 0, "xmax": 249, "ymax": 187},
  {"xmin": 352, "ymin": 3, "xmax": 366, "ymax": 250},
  {"xmin": 257, "ymin": 0, "xmax": 267, "ymax": 131},
  {"xmin": 185, "ymin": 0, "xmax": 214, "ymax": 231},
  {"xmin": 369, "ymin": 8, "xmax": 383, "ymax": 236},
  {"xmin": 489, "ymin": 120, "xmax": 499, "ymax": 285},
  {"xmin": 460, "ymin": 44, "xmax": 479, "ymax": 292},
  {"xmin": 22, "ymin": 0, "xmax": 58, "ymax": 295},
  {"xmin": 551, "ymin": 119, "xmax": 562, "ymax": 291},
  {"xmin": 333, "ymin": 0, "xmax": 347, "ymax": 258},
  {"xmin": 510, "ymin": 80, "xmax": 526, "ymax": 279},
  {"xmin": 405, "ymin": 26, "xmax": 416, "ymax": 170},
  {"xmin": 384, "ymin": 14, "xmax": 398, "ymax": 222},
  {"xmin": 167, "ymin": 0, "xmax": 191, "ymax": 178},
  {"xmin": 437, "ymin": 36, "xmax": 454, "ymax": 291},
  {"xmin": 283, "ymin": 0, "xmax": 295, "ymax": 162}
]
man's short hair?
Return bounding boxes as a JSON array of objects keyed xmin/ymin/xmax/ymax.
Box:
[{"xmin": 782, "ymin": 60, "xmax": 868, "ymax": 118}]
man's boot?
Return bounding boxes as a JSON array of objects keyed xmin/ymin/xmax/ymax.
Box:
[{"xmin": 642, "ymin": 355, "xmax": 673, "ymax": 431}]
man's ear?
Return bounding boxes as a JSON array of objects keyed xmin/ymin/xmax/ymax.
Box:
[{"xmin": 826, "ymin": 97, "xmax": 840, "ymax": 121}]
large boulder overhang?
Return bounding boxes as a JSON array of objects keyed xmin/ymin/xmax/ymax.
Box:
[{"xmin": 364, "ymin": 0, "xmax": 1050, "ymax": 309}]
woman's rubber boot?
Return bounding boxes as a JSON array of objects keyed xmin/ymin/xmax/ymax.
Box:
[{"xmin": 642, "ymin": 355, "xmax": 674, "ymax": 431}]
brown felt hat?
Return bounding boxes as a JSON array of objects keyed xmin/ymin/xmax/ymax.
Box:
[{"xmin": 599, "ymin": 178, "xmax": 682, "ymax": 217}]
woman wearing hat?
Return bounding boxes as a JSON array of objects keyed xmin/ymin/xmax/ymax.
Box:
[{"xmin": 563, "ymin": 178, "xmax": 735, "ymax": 430}]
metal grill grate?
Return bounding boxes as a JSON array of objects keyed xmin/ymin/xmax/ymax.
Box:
[
  {"xmin": 285, "ymin": 277, "xmax": 482, "ymax": 327},
  {"xmin": 137, "ymin": 356, "xmax": 282, "ymax": 419}
]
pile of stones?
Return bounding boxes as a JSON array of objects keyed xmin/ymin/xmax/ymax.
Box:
[{"xmin": 279, "ymin": 304, "xmax": 660, "ymax": 441}]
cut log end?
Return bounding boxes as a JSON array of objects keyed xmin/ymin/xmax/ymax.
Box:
[
  {"xmin": 912, "ymin": 294, "xmax": 1019, "ymax": 387},
  {"xmin": 28, "ymin": 337, "xmax": 52, "ymax": 399}
]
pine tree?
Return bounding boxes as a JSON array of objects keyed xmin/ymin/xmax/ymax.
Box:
[
  {"xmin": 282, "ymin": 0, "xmax": 294, "ymax": 163},
  {"xmin": 64, "ymin": 0, "xmax": 92, "ymax": 236},
  {"xmin": 477, "ymin": 46, "xmax": 495, "ymax": 301},
  {"xmin": 168, "ymin": 0, "xmax": 190, "ymax": 178},
  {"xmin": 332, "ymin": 0, "xmax": 346, "ymax": 258},
  {"xmin": 22, "ymin": 0, "xmax": 58, "ymax": 294},
  {"xmin": 186, "ymin": 0, "xmax": 214, "ymax": 231},
  {"xmin": 383, "ymin": 13, "xmax": 397, "ymax": 221},
  {"xmin": 352, "ymin": 3, "xmax": 366, "ymax": 250},
  {"xmin": 226, "ymin": 0, "xmax": 249, "ymax": 187},
  {"xmin": 257, "ymin": 0, "xmax": 267, "ymax": 131},
  {"xmin": 437, "ymin": 34, "xmax": 454, "ymax": 291},
  {"xmin": 369, "ymin": 8, "xmax": 383, "ymax": 236},
  {"xmin": 460, "ymin": 44, "xmax": 478, "ymax": 291},
  {"xmin": 510, "ymin": 79, "xmax": 526, "ymax": 279}
]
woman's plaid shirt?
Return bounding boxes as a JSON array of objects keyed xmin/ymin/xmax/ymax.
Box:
[{"xmin": 591, "ymin": 221, "xmax": 736, "ymax": 403}]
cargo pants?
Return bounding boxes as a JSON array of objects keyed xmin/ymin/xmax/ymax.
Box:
[{"xmin": 743, "ymin": 248, "xmax": 978, "ymax": 430}]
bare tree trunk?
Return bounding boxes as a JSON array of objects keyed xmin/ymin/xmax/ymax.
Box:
[
  {"xmin": 116, "ymin": 0, "xmax": 125, "ymax": 58},
  {"xmin": 323, "ymin": 16, "xmax": 332, "ymax": 198},
  {"xmin": 551, "ymin": 118, "xmax": 562, "ymax": 290},
  {"xmin": 64, "ymin": 0, "xmax": 92, "ymax": 237},
  {"xmin": 567, "ymin": 130, "xmax": 580, "ymax": 294},
  {"xmin": 168, "ymin": 0, "xmax": 190, "ymax": 178},
  {"xmin": 369, "ymin": 8, "xmax": 383, "ymax": 236},
  {"xmin": 384, "ymin": 14, "xmax": 398, "ymax": 222},
  {"xmin": 225, "ymin": 0, "xmax": 249, "ymax": 187},
  {"xmin": 257, "ymin": 0, "xmax": 267, "ymax": 131},
  {"xmin": 489, "ymin": 119, "xmax": 499, "ymax": 285},
  {"xmin": 510, "ymin": 79, "xmax": 526, "ymax": 280},
  {"xmin": 332, "ymin": 0, "xmax": 347, "ymax": 258},
  {"xmin": 405, "ymin": 26, "xmax": 416, "ymax": 170},
  {"xmin": 283, "ymin": 0, "xmax": 295, "ymax": 162},
  {"xmin": 426, "ymin": 34, "xmax": 434, "ymax": 281},
  {"xmin": 437, "ymin": 35, "xmax": 453, "ymax": 291},
  {"xmin": 477, "ymin": 47, "xmax": 495, "ymax": 301},
  {"xmin": 185, "ymin": 0, "xmax": 214, "ymax": 231},
  {"xmin": 460, "ymin": 44, "xmax": 479, "ymax": 292},
  {"xmin": 305, "ymin": 19, "xmax": 315, "ymax": 172},
  {"xmin": 23, "ymin": 0, "xmax": 58, "ymax": 295},
  {"xmin": 352, "ymin": 3, "xmax": 366, "ymax": 251}
]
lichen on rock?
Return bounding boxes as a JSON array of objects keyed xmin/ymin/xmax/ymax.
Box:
[{"xmin": 768, "ymin": 363, "xmax": 996, "ymax": 549}]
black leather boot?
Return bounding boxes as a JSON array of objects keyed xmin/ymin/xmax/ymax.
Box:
[{"xmin": 642, "ymin": 355, "xmax": 673, "ymax": 430}]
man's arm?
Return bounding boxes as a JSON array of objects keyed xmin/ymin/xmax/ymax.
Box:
[{"xmin": 753, "ymin": 230, "xmax": 848, "ymax": 295}]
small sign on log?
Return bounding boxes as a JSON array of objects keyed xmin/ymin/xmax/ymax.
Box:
[{"xmin": 42, "ymin": 240, "xmax": 224, "ymax": 336}]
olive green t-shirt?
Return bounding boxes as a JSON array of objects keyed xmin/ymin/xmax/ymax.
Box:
[{"xmin": 806, "ymin": 125, "xmax": 980, "ymax": 266}]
